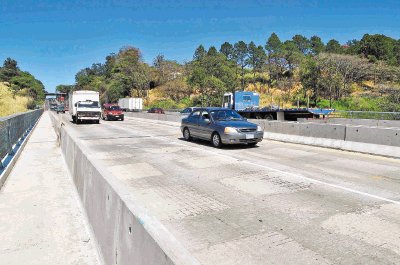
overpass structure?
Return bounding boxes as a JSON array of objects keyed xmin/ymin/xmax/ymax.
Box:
[{"xmin": 1, "ymin": 110, "xmax": 400, "ymax": 264}]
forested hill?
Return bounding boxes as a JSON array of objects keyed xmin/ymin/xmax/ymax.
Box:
[
  {"xmin": 0, "ymin": 58, "xmax": 46, "ymax": 116},
  {"xmin": 58, "ymin": 33, "xmax": 400, "ymax": 112}
]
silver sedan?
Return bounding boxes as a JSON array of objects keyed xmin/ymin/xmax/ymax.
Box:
[{"xmin": 181, "ymin": 107, "xmax": 264, "ymax": 148}]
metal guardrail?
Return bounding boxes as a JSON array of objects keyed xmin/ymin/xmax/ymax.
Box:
[
  {"xmin": 0, "ymin": 109, "xmax": 43, "ymax": 168},
  {"xmin": 330, "ymin": 110, "xmax": 400, "ymax": 120}
]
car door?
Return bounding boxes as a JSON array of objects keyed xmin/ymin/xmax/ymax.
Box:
[
  {"xmin": 198, "ymin": 110, "xmax": 213, "ymax": 140},
  {"xmin": 186, "ymin": 110, "xmax": 201, "ymax": 137}
]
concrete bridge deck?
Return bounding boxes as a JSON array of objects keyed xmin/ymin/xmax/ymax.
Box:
[
  {"xmin": 57, "ymin": 112, "xmax": 400, "ymax": 264},
  {"xmin": 0, "ymin": 114, "xmax": 101, "ymax": 265}
]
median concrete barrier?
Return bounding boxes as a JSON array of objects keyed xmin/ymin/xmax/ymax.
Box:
[
  {"xmin": 298, "ymin": 118, "xmax": 400, "ymax": 128},
  {"xmin": 259, "ymin": 121, "xmax": 400, "ymax": 158},
  {"xmin": 345, "ymin": 125, "xmax": 400, "ymax": 147},
  {"xmin": 252, "ymin": 120, "xmax": 346, "ymax": 140},
  {"xmin": 125, "ymin": 112, "xmax": 182, "ymax": 123},
  {"xmin": 49, "ymin": 112, "xmax": 199, "ymax": 265}
]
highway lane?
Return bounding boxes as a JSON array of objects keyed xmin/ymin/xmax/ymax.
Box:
[{"xmin": 58, "ymin": 113, "xmax": 400, "ymax": 264}]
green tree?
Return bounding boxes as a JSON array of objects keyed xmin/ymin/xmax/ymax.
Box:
[
  {"xmin": 56, "ymin": 84, "xmax": 75, "ymax": 94},
  {"xmin": 326, "ymin": 39, "xmax": 343, "ymax": 54},
  {"xmin": 247, "ymin": 42, "xmax": 266, "ymax": 78},
  {"xmin": 292, "ymin": 34, "xmax": 310, "ymax": 54},
  {"xmin": 112, "ymin": 46, "xmax": 150, "ymax": 98},
  {"xmin": 359, "ymin": 34, "xmax": 398, "ymax": 65},
  {"xmin": 233, "ymin": 41, "xmax": 248, "ymax": 89},
  {"xmin": 188, "ymin": 51, "xmax": 236, "ymax": 105},
  {"xmin": 282, "ymin": 40, "xmax": 303, "ymax": 73},
  {"xmin": 310, "ymin": 36, "xmax": 325, "ymax": 55},
  {"xmin": 10, "ymin": 71, "xmax": 45, "ymax": 100},
  {"xmin": 265, "ymin": 33, "xmax": 283, "ymax": 86},
  {"xmin": 0, "ymin": 58, "xmax": 19, "ymax": 82},
  {"xmin": 220, "ymin": 42, "xmax": 234, "ymax": 60},
  {"xmin": 345, "ymin": 39, "xmax": 361, "ymax": 55},
  {"xmin": 193, "ymin": 45, "xmax": 207, "ymax": 61}
]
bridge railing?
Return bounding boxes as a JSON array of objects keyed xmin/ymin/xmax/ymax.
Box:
[{"xmin": 0, "ymin": 109, "xmax": 43, "ymax": 168}]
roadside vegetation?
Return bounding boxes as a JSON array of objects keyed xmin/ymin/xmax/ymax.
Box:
[
  {"xmin": 58, "ymin": 33, "xmax": 400, "ymax": 111},
  {"xmin": 0, "ymin": 58, "xmax": 46, "ymax": 117}
]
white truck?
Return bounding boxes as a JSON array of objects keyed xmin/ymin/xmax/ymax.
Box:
[
  {"xmin": 118, "ymin": 98, "xmax": 143, "ymax": 112},
  {"xmin": 69, "ymin": 90, "xmax": 101, "ymax": 124}
]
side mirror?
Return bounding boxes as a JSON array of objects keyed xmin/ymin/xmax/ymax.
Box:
[{"xmin": 204, "ymin": 118, "xmax": 211, "ymax": 124}]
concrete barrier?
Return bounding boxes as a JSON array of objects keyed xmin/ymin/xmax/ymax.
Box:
[
  {"xmin": 345, "ymin": 125, "xmax": 400, "ymax": 147},
  {"xmin": 125, "ymin": 112, "xmax": 182, "ymax": 123},
  {"xmin": 298, "ymin": 118, "xmax": 400, "ymax": 128},
  {"xmin": 49, "ymin": 112, "xmax": 199, "ymax": 265},
  {"xmin": 259, "ymin": 121, "xmax": 400, "ymax": 158},
  {"xmin": 251, "ymin": 120, "xmax": 346, "ymax": 140}
]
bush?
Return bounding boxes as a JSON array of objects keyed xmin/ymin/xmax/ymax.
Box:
[
  {"xmin": 317, "ymin": 97, "xmax": 384, "ymax": 111},
  {"xmin": 147, "ymin": 99, "xmax": 179, "ymax": 110}
]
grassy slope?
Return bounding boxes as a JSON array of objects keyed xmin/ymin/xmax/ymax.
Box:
[{"xmin": 0, "ymin": 83, "xmax": 31, "ymax": 117}]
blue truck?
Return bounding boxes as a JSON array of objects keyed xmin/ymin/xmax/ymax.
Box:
[{"xmin": 222, "ymin": 91, "xmax": 333, "ymax": 121}]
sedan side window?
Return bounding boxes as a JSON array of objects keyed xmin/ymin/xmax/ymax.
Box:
[
  {"xmin": 190, "ymin": 110, "xmax": 201, "ymax": 120},
  {"xmin": 201, "ymin": 111, "xmax": 210, "ymax": 120}
]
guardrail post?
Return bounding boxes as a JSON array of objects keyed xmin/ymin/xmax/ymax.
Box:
[{"xmin": 7, "ymin": 123, "xmax": 15, "ymax": 156}]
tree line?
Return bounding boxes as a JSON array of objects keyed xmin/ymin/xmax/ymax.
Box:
[
  {"xmin": 0, "ymin": 58, "xmax": 46, "ymax": 107},
  {"xmin": 59, "ymin": 33, "xmax": 400, "ymax": 111}
]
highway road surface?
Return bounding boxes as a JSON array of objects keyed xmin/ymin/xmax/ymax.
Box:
[{"xmin": 58, "ymin": 113, "xmax": 400, "ymax": 264}]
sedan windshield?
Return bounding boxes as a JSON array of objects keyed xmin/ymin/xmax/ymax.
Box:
[
  {"xmin": 210, "ymin": 110, "xmax": 244, "ymax": 121},
  {"xmin": 109, "ymin": 106, "xmax": 120, "ymax": 110}
]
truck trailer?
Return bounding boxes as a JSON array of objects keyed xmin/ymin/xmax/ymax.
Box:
[
  {"xmin": 69, "ymin": 90, "xmax": 101, "ymax": 124},
  {"xmin": 222, "ymin": 91, "xmax": 333, "ymax": 121},
  {"xmin": 118, "ymin": 98, "xmax": 143, "ymax": 112}
]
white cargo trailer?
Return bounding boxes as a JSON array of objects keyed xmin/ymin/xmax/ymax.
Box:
[
  {"xmin": 118, "ymin": 98, "xmax": 143, "ymax": 111},
  {"xmin": 69, "ymin": 90, "xmax": 101, "ymax": 124}
]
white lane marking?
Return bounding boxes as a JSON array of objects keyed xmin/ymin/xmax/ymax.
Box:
[{"xmin": 101, "ymin": 118, "xmax": 400, "ymax": 205}]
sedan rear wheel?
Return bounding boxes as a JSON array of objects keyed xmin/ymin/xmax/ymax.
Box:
[
  {"xmin": 183, "ymin": 128, "xmax": 192, "ymax": 141},
  {"xmin": 212, "ymin": 133, "xmax": 222, "ymax": 148}
]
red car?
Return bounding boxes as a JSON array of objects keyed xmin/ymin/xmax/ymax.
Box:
[
  {"xmin": 102, "ymin": 104, "xmax": 124, "ymax": 121},
  {"xmin": 147, "ymin": 107, "xmax": 165, "ymax": 114}
]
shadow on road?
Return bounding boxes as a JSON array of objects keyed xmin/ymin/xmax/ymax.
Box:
[{"xmin": 177, "ymin": 137, "xmax": 259, "ymax": 150}]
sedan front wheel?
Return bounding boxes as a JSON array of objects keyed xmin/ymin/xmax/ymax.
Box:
[
  {"xmin": 212, "ymin": 133, "xmax": 222, "ymax": 148},
  {"xmin": 183, "ymin": 128, "xmax": 192, "ymax": 141}
]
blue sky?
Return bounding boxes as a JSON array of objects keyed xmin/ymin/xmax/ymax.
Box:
[{"xmin": 1, "ymin": 0, "xmax": 399, "ymax": 92}]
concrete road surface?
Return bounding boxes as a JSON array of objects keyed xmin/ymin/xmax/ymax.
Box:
[{"xmin": 58, "ymin": 113, "xmax": 400, "ymax": 264}]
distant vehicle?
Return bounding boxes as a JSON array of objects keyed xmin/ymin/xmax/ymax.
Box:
[
  {"xmin": 102, "ymin": 104, "xmax": 124, "ymax": 121},
  {"xmin": 69, "ymin": 90, "xmax": 101, "ymax": 124},
  {"xmin": 50, "ymin": 103, "xmax": 57, "ymax": 111},
  {"xmin": 222, "ymin": 91, "xmax": 333, "ymax": 121},
  {"xmin": 118, "ymin": 98, "xmax": 143, "ymax": 112},
  {"xmin": 147, "ymin": 108, "xmax": 165, "ymax": 114},
  {"xmin": 56, "ymin": 105, "xmax": 65, "ymax": 114},
  {"xmin": 181, "ymin": 107, "xmax": 263, "ymax": 148},
  {"xmin": 180, "ymin": 107, "xmax": 200, "ymax": 115}
]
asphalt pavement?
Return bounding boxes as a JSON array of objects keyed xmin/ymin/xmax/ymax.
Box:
[{"xmin": 58, "ymin": 112, "xmax": 400, "ymax": 264}]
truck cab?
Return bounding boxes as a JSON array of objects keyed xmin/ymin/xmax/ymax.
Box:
[
  {"xmin": 222, "ymin": 91, "xmax": 260, "ymax": 111},
  {"xmin": 69, "ymin": 90, "xmax": 101, "ymax": 124},
  {"xmin": 74, "ymin": 100, "xmax": 101, "ymax": 124}
]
